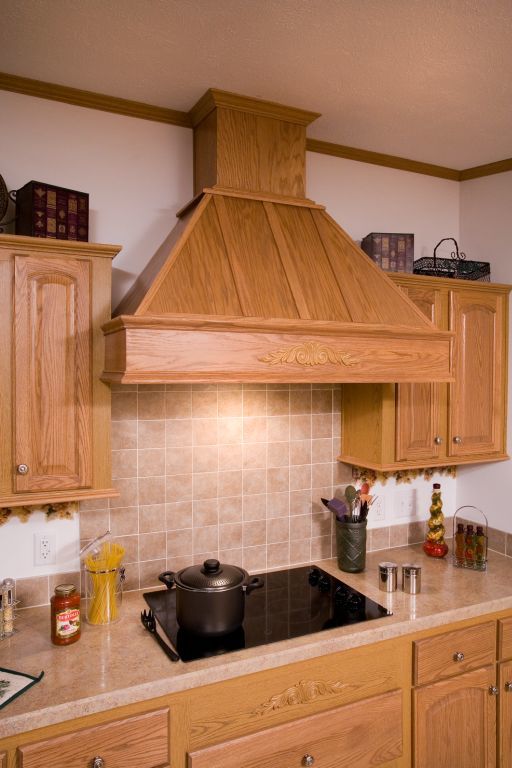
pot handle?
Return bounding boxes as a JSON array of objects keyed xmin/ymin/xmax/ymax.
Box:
[
  {"xmin": 244, "ymin": 576, "xmax": 264, "ymax": 595},
  {"xmin": 158, "ymin": 571, "xmax": 176, "ymax": 590}
]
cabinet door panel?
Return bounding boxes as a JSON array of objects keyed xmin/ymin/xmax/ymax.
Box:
[
  {"xmin": 499, "ymin": 617, "xmax": 512, "ymax": 661},
  {"xmin": 14, "ymin": 256, "xmax": 92, "ymax": 491},
  {"xmin": 395, "ymin": 285, "xmax": 444, "ymax": 463},
  {"xmin": 414, "ymin": 666, "xmax": 496, "ymax": 768},
  {"xmin": 188, "ymin": 689, "xmax": 403, "ymax": 768},
  {"xmin": 448, "ymin": 289, "xmax": 505, "ymax": 456},
  {"xmin": 499, "ymin": 660, "xmax": 512, "ymax": 768},
  {"xmin": 17, "ymin": 708, "xmax": 169, "ymax": 768}
]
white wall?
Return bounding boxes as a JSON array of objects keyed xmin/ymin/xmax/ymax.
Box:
[
  {"xmin": 307, "ymin": 151, "xmax": 460, "ymax": 258},
  {"xmin": 0, "ymin": 91, "xmax": 462, "ymax": 577},
  {"xmin": 457, "ymin": 171, "xmax": 512, "ymax": 532},
  {"xmin": 0, "ymin": 90, "xmax": 193, "ymax": 309}
]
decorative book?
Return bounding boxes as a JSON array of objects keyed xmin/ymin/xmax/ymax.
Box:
[
  {"xmin": 361, "ymin": 232, "xmax": 414, "ymax": 273},
  {"xmin": 15, "ymin": 180, "xmax": 89, "ymax": 241}
]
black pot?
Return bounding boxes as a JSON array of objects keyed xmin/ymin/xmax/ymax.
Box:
[{"xmin": 158, "ymin": 559, "xmax": 264, "ymax": 636}]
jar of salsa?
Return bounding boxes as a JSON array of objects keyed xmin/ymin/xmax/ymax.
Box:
[{"xmin": 51, "ymin": 584, "xmax": 81, "ymax": 645}]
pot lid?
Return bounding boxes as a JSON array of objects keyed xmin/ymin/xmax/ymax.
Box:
[{"xmin": 178, "ymin": 559, "xmax": 246, "ymax": 590}]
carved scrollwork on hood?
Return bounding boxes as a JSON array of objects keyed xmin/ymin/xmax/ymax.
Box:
[{"xmin": 259, "ymin": 341, "xmax": 359, "ymax": 367}]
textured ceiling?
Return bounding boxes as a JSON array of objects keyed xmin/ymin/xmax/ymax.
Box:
[{"xmin": 1, "ymin": 0, "xmax": 511, "ymax": 168}]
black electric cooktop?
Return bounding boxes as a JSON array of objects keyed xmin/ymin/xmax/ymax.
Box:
[{"xmin": 143, "ymin": 565, "xmax": 391, "ymax": 663}]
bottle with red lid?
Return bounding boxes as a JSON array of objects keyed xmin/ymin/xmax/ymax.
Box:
[{"xmin": 50, "ymin": 584, "xmax": 81, "ymax": 645}]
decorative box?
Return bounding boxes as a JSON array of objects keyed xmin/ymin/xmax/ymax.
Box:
[
  {"xmin": 361, "ymin": 232, "xmax": 414, "ymax": 273},
  {"xmin": 15, "ymin": 180, "xmax": 89, "ymax": 241}
]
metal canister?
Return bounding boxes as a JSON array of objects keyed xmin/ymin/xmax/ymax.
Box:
[
  {"xmin": 378, "ymin": 562, "xmax": 398, "ymax": 592},
  {"xmin": 402, "ymin": 564, "xmax": 422, "ymax": 594}
]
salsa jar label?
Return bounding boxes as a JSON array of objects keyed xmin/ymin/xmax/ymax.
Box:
[{"xmin": 55, "ymin": 608, "xmax": 80, "ymax": 638}]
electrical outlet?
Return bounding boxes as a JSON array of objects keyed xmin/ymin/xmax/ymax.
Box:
[
  {"xmin": 373, "ymin": 496, "xmax": 386, "ymax": 522},
  {"xmin": 34, "ymin": 533, "xmax": 56, "ymax": 566},
  {"xmin": 394, "ymin": 489, "xmax": 417, "ymax": 519}
]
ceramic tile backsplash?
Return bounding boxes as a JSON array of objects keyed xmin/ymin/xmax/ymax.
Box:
[{"xmin": 76, "ymin": 383, "xmax": 348, "ymax": 592}]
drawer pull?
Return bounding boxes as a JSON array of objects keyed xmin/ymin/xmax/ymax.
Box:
[
  {"xmin": 302, "ymin": 756, "xmax": 315, "ymax": 767},
  {"xmin": 489, "ymin": 686, "xmax": 499, "ymax": 696},
  {"xmin": 453, "ymin": 436, "xmax": 462, "ymax": 445},
  {"xmin": 434, "ymin": 436, "xmax": 443, "ymax": 445},
  {"xmin": 91, "ymin": 758, "xmax": 105, "ymax": 768},
  {"xmin": 505, "ymin": 681, "xmax": 512, "ymax": 692},
  {"xmin": 16, "ymin": 463, "xmax": 29, "ymax": 475},
  {"xmin": 453, "ymin": 651, "xmax": 465, "ymax": 662}
]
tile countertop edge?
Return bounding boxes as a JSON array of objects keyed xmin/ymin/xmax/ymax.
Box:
[{"xmin": 2, "ymin": 546, "xmax": 512, "ymax": 739}]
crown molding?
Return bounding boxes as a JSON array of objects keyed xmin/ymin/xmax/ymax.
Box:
[
  {"xmin": 306, "ymin": 138, "xmax": 460, "ymax": 181},
  {"xmin": 459, "ymin": 158, "xmax": 512, "ymax": 181},
  {"xmin": 2, "ymin": 71, "xmax": 511, "ymax": 182},
  {"xmin": 0, "ymin": 71, "xmax": 192, "ymax": 127}
]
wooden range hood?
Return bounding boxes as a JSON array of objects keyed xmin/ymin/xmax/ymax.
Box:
[{"xmin": 102, "ymin": 89, "xmax": 453, "ymax": 384}]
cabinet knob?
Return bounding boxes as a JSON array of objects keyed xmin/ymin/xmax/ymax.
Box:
[
  {"xmin": 489, "ymin": 686, "xmax": 499, "ymax": 696},
  {"xmin": 16, "ymin": 463, "xmax": 29, "ymax": 475},
  {"xmin": 302, "ymin": 756, "xmax": 315, "ymax": 767},
  {"xmin": 453, "ymin": 651, "xmax": 465, "ymax": 662},
  {"xmin": 505, "ymin": 681, "xmax": 512, "ymax": 692},
  {"xmin": 91, "ymin": 758, "xmax": 105, "ymax": 768},
  {"xmin": 434, "ymin": 436, "xmax": 443, "ymax": 445},
  {"xmin": 453, "ymin": 436, "xmax": 462, "ymax": 445}
]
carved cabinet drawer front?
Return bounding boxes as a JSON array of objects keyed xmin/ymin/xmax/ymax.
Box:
[
  {"xmin": 17, "ymin": 708, "xmax": 169, "ymax": 768},
  {"xmin": 414, "ymin": 621, "xmax": 496, "ymax": 686},
  {"xmin": 0, "ymin": 751, "xmax": 5, "ymax": 768},
  {"xmin": 499, "ymin": 617, "xmax": 512, "ymax": 660},
  {"xmin": 188, "ymin": 689, "xmax": 402, "ymax": 768}
]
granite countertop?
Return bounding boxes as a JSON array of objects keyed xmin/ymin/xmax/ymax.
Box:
[{"xmin": 2, "ymin": 543, "xmax": 512, "ymax": 740}]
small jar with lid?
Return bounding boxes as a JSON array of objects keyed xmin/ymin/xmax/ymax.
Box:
[
  {"xmin": 50, "ymin": 584, "xmax": 81, "ymax": 645},
  {"xmin": 1, "ymin": 578, "xmax": 15, "ymax": 638}
]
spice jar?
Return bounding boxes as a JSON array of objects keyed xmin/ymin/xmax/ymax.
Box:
[
  {"xmin": 1, "ymin": 578, "xmax": 15, "ymax": 638},
  {"xmin": 50, "ymin": 584, "xmax": 81, "ymax": 645}
]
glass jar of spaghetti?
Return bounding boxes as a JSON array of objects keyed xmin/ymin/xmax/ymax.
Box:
[{"xmin": 51, "ymin": 584, "xmax": 81, "ymax": 645}]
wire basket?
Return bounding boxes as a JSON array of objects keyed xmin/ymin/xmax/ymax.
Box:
[
  {"xmin": 414, "ymin": 257, "xmax": 490, "ymax": 281},
  {"xmin": 452, "ymin": 506, "xmax": 488, "ymax": 571}
]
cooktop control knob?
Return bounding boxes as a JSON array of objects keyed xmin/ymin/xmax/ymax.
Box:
[
  {"xmin": 318, "ymin": 575, "xmax": 331, "ymax": 592},
  {"xmin": 334, "ymin": 585, "xmax": 348, "ymax": 605}
]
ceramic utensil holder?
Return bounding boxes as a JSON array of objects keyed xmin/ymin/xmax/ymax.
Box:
[{"xmin": 336, "ymin": 519, "xmax": 367, "ymax": 573}]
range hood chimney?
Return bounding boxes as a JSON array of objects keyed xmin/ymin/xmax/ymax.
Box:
[{"xmin": 102, "ymin": 89, "xmax": 452, "ymax": 384}]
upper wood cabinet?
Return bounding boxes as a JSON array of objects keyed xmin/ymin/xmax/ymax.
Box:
[
  {"xmin": 341, "ymin": 274, "xmax": 510, "ymax": 470},
  {"xmin": 0, "ymin": 235, "xmax": 120, "ymax": 506}
]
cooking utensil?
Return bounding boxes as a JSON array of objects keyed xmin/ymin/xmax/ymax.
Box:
[
  {"xmin": 158, "ymin": 559, "xmax": 264, "ymax": 636},
  {"xmin": 140, "ymin": 609, "xmax": 179, "ymax": 662},
  {"xmin": 321, "ymin": 496, "xmax": 348, "ymax": 520}
]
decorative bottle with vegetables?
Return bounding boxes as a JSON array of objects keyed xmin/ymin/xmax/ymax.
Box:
[{"xmin": 423, "ymin": 483, "xmax": 449, "ymax": 558}]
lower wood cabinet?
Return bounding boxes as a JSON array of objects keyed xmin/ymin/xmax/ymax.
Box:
[
  {"xmin": 5, "ymin": 611, "xmax": 512, "ymax": 768},
  {"xmin": 188, "ymin": 689, "xmax": 402, "ymax": 768},
  {"xmin": 413, "ymin": 619, "xmax": 511, "ymax": 768},
  {"xmin": 16, "ymin": 708, "xmax": 169, "ymax": 768}
]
